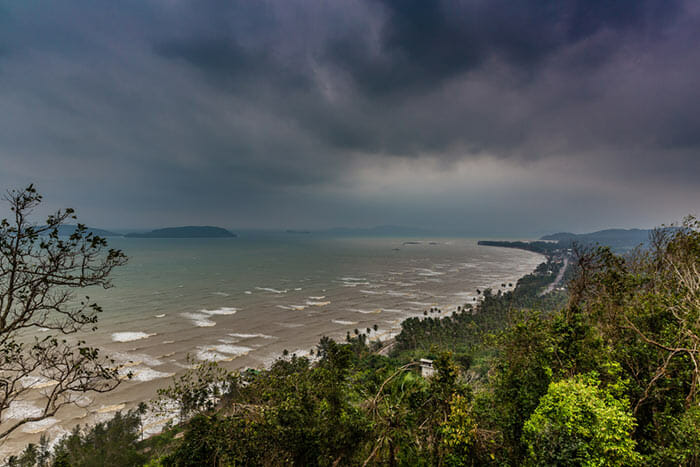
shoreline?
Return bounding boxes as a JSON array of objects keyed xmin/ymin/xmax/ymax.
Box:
[{"xmin": 0, "ymin": 241, "xmax": 545, "ymax": 459}]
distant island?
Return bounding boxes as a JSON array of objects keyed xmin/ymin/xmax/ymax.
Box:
[
  {"xmin": 125, "ymin": 226, "xmax": 236, "ymax": 238},
  {"xmin": 49, "ymin": 224, "xmax": 122, "ymax": 237}
]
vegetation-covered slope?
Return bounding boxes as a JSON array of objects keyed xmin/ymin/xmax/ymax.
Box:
[{"xmin": 7, "ymin": 218, "xmax": 700, "ymax": 466}]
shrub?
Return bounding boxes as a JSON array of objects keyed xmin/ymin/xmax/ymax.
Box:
[{"xmin": 522, "ymin": 375, "xmax": 640, "ymax": 466}]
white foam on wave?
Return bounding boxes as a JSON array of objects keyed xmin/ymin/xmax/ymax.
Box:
[
  {"xmin": 212, "ymin": 344, "xmax": 252, "ymax": 357},
  {"xmin": 277, "ymin": 304, "xmax": 307, "ymax": 311},
  {"xmin": 416, "ymin": 268, "xmax": 444, "ymax": 277},
  {"xmin": 255, "ymin": 287, "xmax": 288, "ymax": 294},
  {"xmin": 195, "ymin": 348, "xmax": 233, "ymax": 362},
  {"xmin": 332, "ymin": 319, "xmax": 358, "ymax": 325},
  {"xmin": 289, "ymin": 349, "xmax": 315, "ymax": 359},
  {"xmin": 19, "ymin": 375, "xmax": 58, "ymax": 389},
  {"xmin": 306, "ymin": 300, "xmax": 331, "ymax": 306},
  {"xmin": 229, "ymin": 333, "xmax": 275, "ymax": 339},
  {"xmin": 112, "ymin": 352, "xmax": 164, "ymax": 367},
  {"xmin": 2, "ymin": 401, "xmax": 43, "ymax": 421},
  {"xmin": 212, "ymin": 292, "xmax": 230, "ymax": 297},
  {"xmin": 359, "ymin": 289, "xmax": 381, "ymax": 295},
  {"xmin": 139, "ymin": 400, "xmax": 180, "ymax": 438},
  {"xmin": 155, "ymin": 313, "xmax": 166, "ymax": 318},
  {"xmin": 352, "ymin": 308, "xmax": 382, "ymax": 314},
  {"xmin": 244, "ymin": 290, "xmax": 252, "ymax": 295},
  {"xmin": 276, "ymin": 322, "xmax": 304, "ymax": 328},
  {"xmin": 308, "ymin": 295, "xmax": 325, "ymax": 300},
  {"xmin": 340, "ymin": 277, "xmax": 366, "ymax": 282},
  {"xmin": 96, "ymin": 403, "xmax": 126, "ymax": 414},
  {"xmin": 341, "ymin": 281, "xmax": 370, "ymax": 287},
  {"xmin": 200, "ymin": 307, "xmax": 238, "ymax": 316},
  {"xmin": 382, "ymin": 309, "xmax": 405, "ymax": 313},
  {"xmin": 122, "ymin": 366, "xmax": 175, "ymax": 382},
  {"xmin": 181, "ymin": 312, "xmax": 216, "ymax": 327},
  {"xmin": 22, "ymin": 417, "xmax": 59, "ymax": 433},
  {"xmin": 294, "ymin": 287, "xmax": 302, "ymax": 291},
  {"xmin": 112, "ymin": 331, "xmax": 156, "ymax": 343}
]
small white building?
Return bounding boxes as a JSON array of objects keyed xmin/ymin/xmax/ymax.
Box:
[{"xmin": 420, "ymin": 359, "xmax": 435, "ymax": 378}]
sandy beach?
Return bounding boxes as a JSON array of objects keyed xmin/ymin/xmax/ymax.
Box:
[{"xmin": 0, "ymin": 237, "xmax": 543, "ymax": 458}]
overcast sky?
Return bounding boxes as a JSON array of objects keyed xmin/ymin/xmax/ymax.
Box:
[{"xmin": 1, "ymin": 0, "xmax": 698, "ymax": 235}]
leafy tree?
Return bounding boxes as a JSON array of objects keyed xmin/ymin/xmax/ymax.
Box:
[
  {"xmin": 50, "ymin": 407, "xmax": 147, "ymax": 467},
  {"xmin": 5, "ymin": 435, "xmax": 51, "ymax": 467},
  {"xmin": 567, "ymin": 218, "xmax": 700, "ymax": 456},
  {"xmin": 0, "ymin": 185, "xmax": 127, "ymax": 439},
  {"xmin": 522, "ymin": 375, "xmax": 640, "ymax": 466},
  {"xmin": 163, "ymin": 413, "xmax": 264, "ymax": 467},
  {"xmin": 363, "ymin": 365, "xmax": 425, "ymax": 466},
  {"xmin": 156, "ymin": 356, "xmax": 240, "ymax": 421},
  {"xmin": 653, "ymin": 405, "xmax": 700, "ymax": 466},
  {"xmin": 440, "ymin": 394, "xmax": 478, "ymax": 466}
]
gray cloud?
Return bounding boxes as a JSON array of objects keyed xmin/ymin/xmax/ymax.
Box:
[{"xmin": 0, "ymin": 0, "xmax": 698, "ymax": 234}]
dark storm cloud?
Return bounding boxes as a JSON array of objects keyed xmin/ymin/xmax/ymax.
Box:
[
  {"xmin": 0, "ymin": 0, "xmax": 698, "ymax": 232},
  {"xmin": 147, "ymin": 0, "xmax": 700, "ymax": 163},
  {"xmin": 336, "ymin": 0, "xmax": 684, "ymax": 96}
]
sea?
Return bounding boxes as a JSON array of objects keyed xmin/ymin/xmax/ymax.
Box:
[{"xmin": 1, "ymin": 232, "xmax": 543, "ymax": 456}]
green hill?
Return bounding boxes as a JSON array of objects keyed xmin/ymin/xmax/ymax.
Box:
[{"xmin": 541, "ymin": 228, "xmax": 652, "ymax": 251}]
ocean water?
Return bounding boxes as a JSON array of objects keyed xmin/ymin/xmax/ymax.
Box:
[
  {"xmin": 87, "ymin": 234, "xmax": 543, "ymax": 363},
  {"xmin": 2, "ymin": 233, "xmax": 543, "ymax": 453}
]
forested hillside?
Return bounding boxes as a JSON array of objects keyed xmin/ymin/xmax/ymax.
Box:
[{"xmin": 8, "ymin": 218, "xmax": 699, "ymax": 466}]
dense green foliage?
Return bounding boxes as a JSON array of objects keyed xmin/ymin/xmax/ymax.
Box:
[
  {"xmin": 7, "ymin": 217, "xmax": 700, "ymax": 466},
  {"xmin": 7, "ymin": 406, "xmax": 147, "ymax": 467},
  {"xmin": 522, "ymin": 375, "xmax": 639, "ymax": 466},
  {"xmin": 393, "ymin": 257, "xmax": 567, "ymax": 360}
]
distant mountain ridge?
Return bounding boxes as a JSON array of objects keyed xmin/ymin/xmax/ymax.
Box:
[
  {"xmin": 479, "ymin": 227, "xmax": 669, "ymax": 255},
  {"xmin": 540, "ymin": 228, "xmax": 652, "ymax": 250},
  {"xmin": 125, "ymin": 226, "xmax": 236, "ymax": 238}
]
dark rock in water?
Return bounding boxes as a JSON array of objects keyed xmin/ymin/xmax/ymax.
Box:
[{"xmin": 125, "ymin": 226, "xmax": 236, "ymax": 238}]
